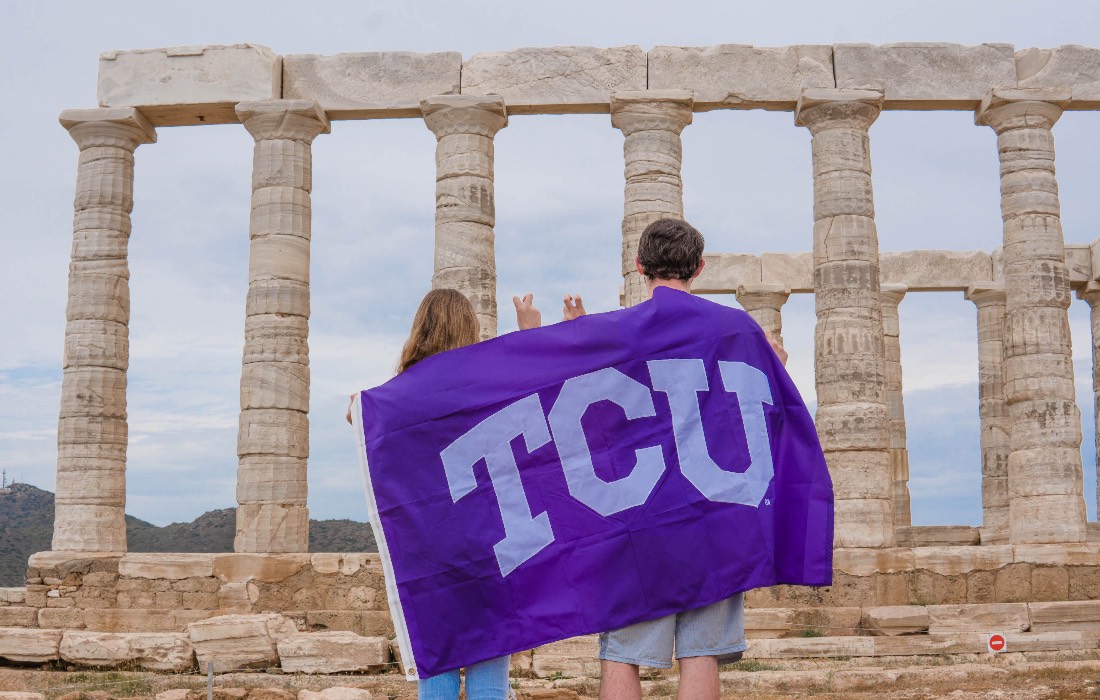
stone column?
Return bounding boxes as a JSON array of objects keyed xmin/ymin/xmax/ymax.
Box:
[
  {"xmin": 966, "ymin": 283, "xmax": 1010, "ymax": 544},
  {"xmin": 796, "ymin": 88, "xmax": 894, "ymax": 548},
  {"xmin": 611, "ymin": 91, "xmax": 694, "ymax": 307},
  {"xmin": 976, "ymin": 88, "xmax": 1086, "ymax": 544},
  {"xmin": 1077, "ymin": 281, "xmax": 1100, "ymax": 521},
  {"xmin": 880, "ymin": 284, "xmax": 912, "ymax": 528},
  {"xmin": 421, "ymin": 96, "xmax": 507, "ymax": 339},
  {"xmin": 54, "ymin": 108, "xmax": 156, "ymax": 553},
  {"xmin": 235, "ymin": 100, "xmax": 329, "ymax": 554},
  {"xmin": 735, "ymin": 284, "xmax": 790, "ymax": 344}
]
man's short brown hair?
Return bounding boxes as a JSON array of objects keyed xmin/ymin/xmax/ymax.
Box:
[{"xmin": 637, "ymin": 218, "xmax": 705, "ymax": 281}]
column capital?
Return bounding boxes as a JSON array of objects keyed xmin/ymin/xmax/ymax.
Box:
[
  {"xmin": 735, "ymin": 283, "xmax": 791, "ymax": 311},
  {"xmin": 610, "ymin": 90, "xmax": 694, "ymax": 136},
  {"xmin": 795, "ymin": 88, "xmax": 883, "ymax": 132},
  {"xmin": 1076, "ymin": 281, "xmax": 1100, "ymax": 306},
  {"xmin": 236, "ymin": 100, "xmax": 330, "ymax": 143},
  {"xmin": 975, "ymin": 88, "xmax": 1068, "ymax": 132},
  {"xmin": 421, "ymin": 95, "xmax": 507, "ymax": 138},
  {"xmin": 60, "ymin": 107, "xmax": 157, "ymax": 151},
  {"xmin": 880, "ymin": 284, "xmax": 908, "ymax": 308},
  {"xmin": 965, "ymin": 282, "xmax": 1007, "ymax": 307}
]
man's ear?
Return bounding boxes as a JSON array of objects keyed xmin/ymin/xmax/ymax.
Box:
[
  {"xmin": 692, "ymin": 258, "xmax": 706, "ymax": 279},
  {"xmin": 635, "ymin": 255, "xmax": 646, "ymax": 277}
]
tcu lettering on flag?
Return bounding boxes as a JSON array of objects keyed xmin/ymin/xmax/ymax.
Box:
[{"xmin": 353, "ymin": 287, "xmax": 834, "ymax": 679}]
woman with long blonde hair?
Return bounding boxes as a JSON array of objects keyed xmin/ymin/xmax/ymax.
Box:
[{"xmin": 348, "ymin": 288, "xmax": 513, "ymax": 700}]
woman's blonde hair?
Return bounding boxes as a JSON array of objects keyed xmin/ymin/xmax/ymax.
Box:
[{"xmin": 397, "ymin": 289, "xmax": 480, "ymax": 373}]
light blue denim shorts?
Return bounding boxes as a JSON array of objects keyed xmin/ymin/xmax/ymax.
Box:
[{"xmin": 597, "ymin": 593, "xmax": 746, "ymax": 669}]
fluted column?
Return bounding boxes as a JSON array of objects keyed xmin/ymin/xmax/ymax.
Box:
[
  {"xmin": 976, "ymin": 88, "xmax": 1086, "ymax": 544},
  {"xmin": 421, "ymin": 96, "xmax": 507, "ymax": 339},
  {"xmin": 966, "ymin": 283, "xmax": 1010, "ymax": 544},
  {"xmin": 611, "ymin": 91, "xmax": 694, "ymax": 307},
  {"xmin": 235, "ymin": 100, "xmax": 329, "ymax": 553},
  {"xmin": 796, "ymin": 88, "xmax": 894, "ymax": 548},
  {"xmin": 54, "ymin": 108, "xmax": 156, "ymax": 553},
  {"xmin": 880, "ymin": 284, "xmax": 912, "ymax": 528},
  {"xmin": 735, "ymin": 284, "xmax": 790, "ymax": 344},
  {"xmin": 1077, "ymin": 281, "xmax": 1100, "ymax": 520}
]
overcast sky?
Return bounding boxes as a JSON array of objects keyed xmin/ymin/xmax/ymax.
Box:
[{"xmin": 1, "ymin": 1, "xmax": 1098, "ymax": 531}]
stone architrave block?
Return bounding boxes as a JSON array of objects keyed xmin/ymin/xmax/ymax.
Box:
[
  {"xmin": 834, "ymin": 43, "xmax": 1017, "ymax": 109},
  {"xmin": 913, "ymin": 545, "xmax": 1014, "ymax": 576},
  {"xmin": 1064, "ymin": 243, "xmax": 1092, "ymax": 284},
  {"xmin": 1028, "ymin": 601, "xmax": 1100, "ymax": 632},
  {"xmin": 461, "ymin": 46, "xmax": 646, "ymax": 114},
  {"xmin": 761, "ymin": 252, "xmax": 813, "ymax": 291},
  {"xmin": 861, "ymin": 606, "xmax": 929, "ymax": 636},
  {"xmin": 98, "ymin": 45, "xmax": 281, "ymax": 126},
  {"xmin": 277, "ymin": 632, "xmax": 388, "ymax": 673},
  {"xmin": 118, "ymin": 554, "xmax": 214, "ymax": 580},
  {"xmin": 212, "ymin": 554, "xmax": 310, "ymax": 583},
  {"xmin": 896, "ymin": 526, "xmax": 980, "ymax": 548},
  {"xmin": 1017, "ymin": 45, "xmax": 1100, "ymax": 108},
  {"xmin": 187, "ymin": 613, "xmax": 297, "ymax": 672},
  {"xmin": 649, "ymin": 45, "xmax": 834, "ymax": 110},
  {"xmin": 60, "ymin": 631, "xmax": 195, "ymax": 671},
  {"xmin": 0, "ymin": 628, "xmax": 63, "ymax": 663},
  {"xmin": 744, "ymin": 608, "xmax": 795, "ymax": 638},
  {"xmin": 926, "ymin": 603, "xmax": 1030, "ymax": 635},
  {"xmin": 283, "ymin": 52, "xmax": 461, "ymax": 119},
  {"xmin": 880, "ymin": 250, "xmax": 993, "ymax": 290},
  {"xmin": 531, "ymin": 635, "xmax": 601, "ymax": 679},
  {"xmin": 694, "ymin": 253, "xmax": 762, "ymax": 294},
  {"xmin": 298, "ymin": 689, "xmax": 374, "ymax": 700},
  {"xmin": 0, "ymin": 589, "xmax": 25, "ymax": 605}
]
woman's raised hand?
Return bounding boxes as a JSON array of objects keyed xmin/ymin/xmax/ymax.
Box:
[
  {"xmin": 513, "ymin": 293, "xmax": 542, "ymax": 330},
  {"xmin": 562, "ymin": 294, "xmax": 586, "ymax": 321}
]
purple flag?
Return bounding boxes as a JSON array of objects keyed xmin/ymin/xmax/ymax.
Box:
[{"xmin": 352, "ymin": 287, "xmax": 833, "ymax": 679}]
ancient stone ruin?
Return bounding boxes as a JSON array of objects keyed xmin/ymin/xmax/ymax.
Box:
[{"xmin": 2, "ymin": 42, "xmax": 1100, "ymax": 675}]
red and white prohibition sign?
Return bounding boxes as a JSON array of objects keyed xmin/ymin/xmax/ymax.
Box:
[{"xmin": 987, "ymin": 632, "xmax": 1007, "ymax": 653}]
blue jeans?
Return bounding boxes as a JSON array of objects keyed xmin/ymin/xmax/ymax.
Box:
[{"xmin": 417, "ymin": 654, "xmax": 512, "ymax": 700}]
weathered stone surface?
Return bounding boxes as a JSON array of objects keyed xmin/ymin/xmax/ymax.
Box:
[
  {"xmin": 60, "ymin": 631, "xmax": 194, "ymax": 671},
  {"xmin": 833, "ymin": 548, "xmax": 914, "ymax": 577},
  {"xmin": 748, "ymin": 636, "xmax": 875, "ymax": 659},
  {"xmin": 310, "ymin": 554, "xmax": 363, "ymax": 576},
  {"xmin": 531, "ymin": 635, "xmax": 601, "ymax": 678},
  {"xmin": 1029, "ymin": 600, "xmax": 1100, "ymax": 631},
  {"xmin": 913, "ymin": 545, "xmax": 1015, "ymax": 576},
  {"xmin": 0, "ymin": 694, "xmax": 46, "ymax": 700},
  {"xmin": 0, "ymin": 608, "xmax": 38, "ymax": 627},
  {"xmin": 880, "ymin": 250, "xmax": 993, "ymax": 290},
  {"xmin": 694, "ymin": 253, "xmax": 762, "ymax": 294},
  {"xmin": 461, "ymin": 46, "xmax": 646, "ymax": 114},
  {"xmin": 0, "ymin": 628, "xmax": 62, "ymax": 663},
  {"xmin": 118, "ymin": 554, "xmax": 214, "ymax": 580},
  {"xmin": 834, "ymin": 43, "xmax": 1017, "ymax": 108},
  {"xmin": 213, "ymin": 554, "xmax": 310, "ymax": 583},
  {"xmin": 297, "ymin": 689, "xmax": 373, "ymax": 700},
  {"xmin": 283, "ymin": 52, "xmax": 461, "ymax": 119},
  {"xmin": 98, "ymin": 45, "xmax": 280, "ymax": 126},
  {"xmin": 187, "ymin": 613, "xmax": 297, "ymax": 672},
  {"xmin": 861, "ymin": 606, "xmax": 929, "ymax": 636},
  {"xmin": 277, "ymin": 632, "xmax": 388, "ymax": 673},
  {"xmin": 1016, "ymin": 45, "xmax": 1100, "ymax": 107},
  {"xmin": 926, "ymin": 603, "xmax": 1030, "ymax": 634},
  {"xmin": 760, "ymin": 252, "xmax": 813, "ymax": 291},
  {"xmin": 0, "ymin": 588, "xmax": 26, "ymax": 604},
  {"xmin": 155, "ymin": 691, "xmax": 195, "ymax": 700},
  {"xmin": 897, "ymin": 526, "xmax": 981, "ymax": 548},
  {"xmin": 648, "ymin": 45, "xmax": 833, "ymax": 109}
]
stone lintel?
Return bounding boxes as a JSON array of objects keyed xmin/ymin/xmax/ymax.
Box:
[
  {"xmin": 693, "ymin": 253, "xmax": 762, "ymax": 294},
  {"xmin": 282, "ymin": 52, "xmax": 462, "ymax": 120},
  {"xmin": 212, "ymin": 553, "xmax": 311, "ymax": 583},
  {"xmin": 118, "ymin": 554, "xmax": 214, "ymax": 580},
  {"xmin": 97, "ymin": 44, "xmax": 281, "ymax": 126},
  {"xmin": 461, "ymin": 46, "xmax": 646, "ymax": 115}
]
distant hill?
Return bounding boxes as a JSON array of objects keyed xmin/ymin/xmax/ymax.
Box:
[{"xmin": 0, "ymin": 483, "xmax": 376, "ymax": 587}]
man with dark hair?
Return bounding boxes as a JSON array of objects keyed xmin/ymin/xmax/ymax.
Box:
[{"xmin": 514, "ymin": 218, "xmax": 786, "ymax": 700}]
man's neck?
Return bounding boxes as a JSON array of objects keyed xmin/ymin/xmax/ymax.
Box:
[{"xmin": 646, "ymin": 277, "xmax": 692, "ymax": 298}]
